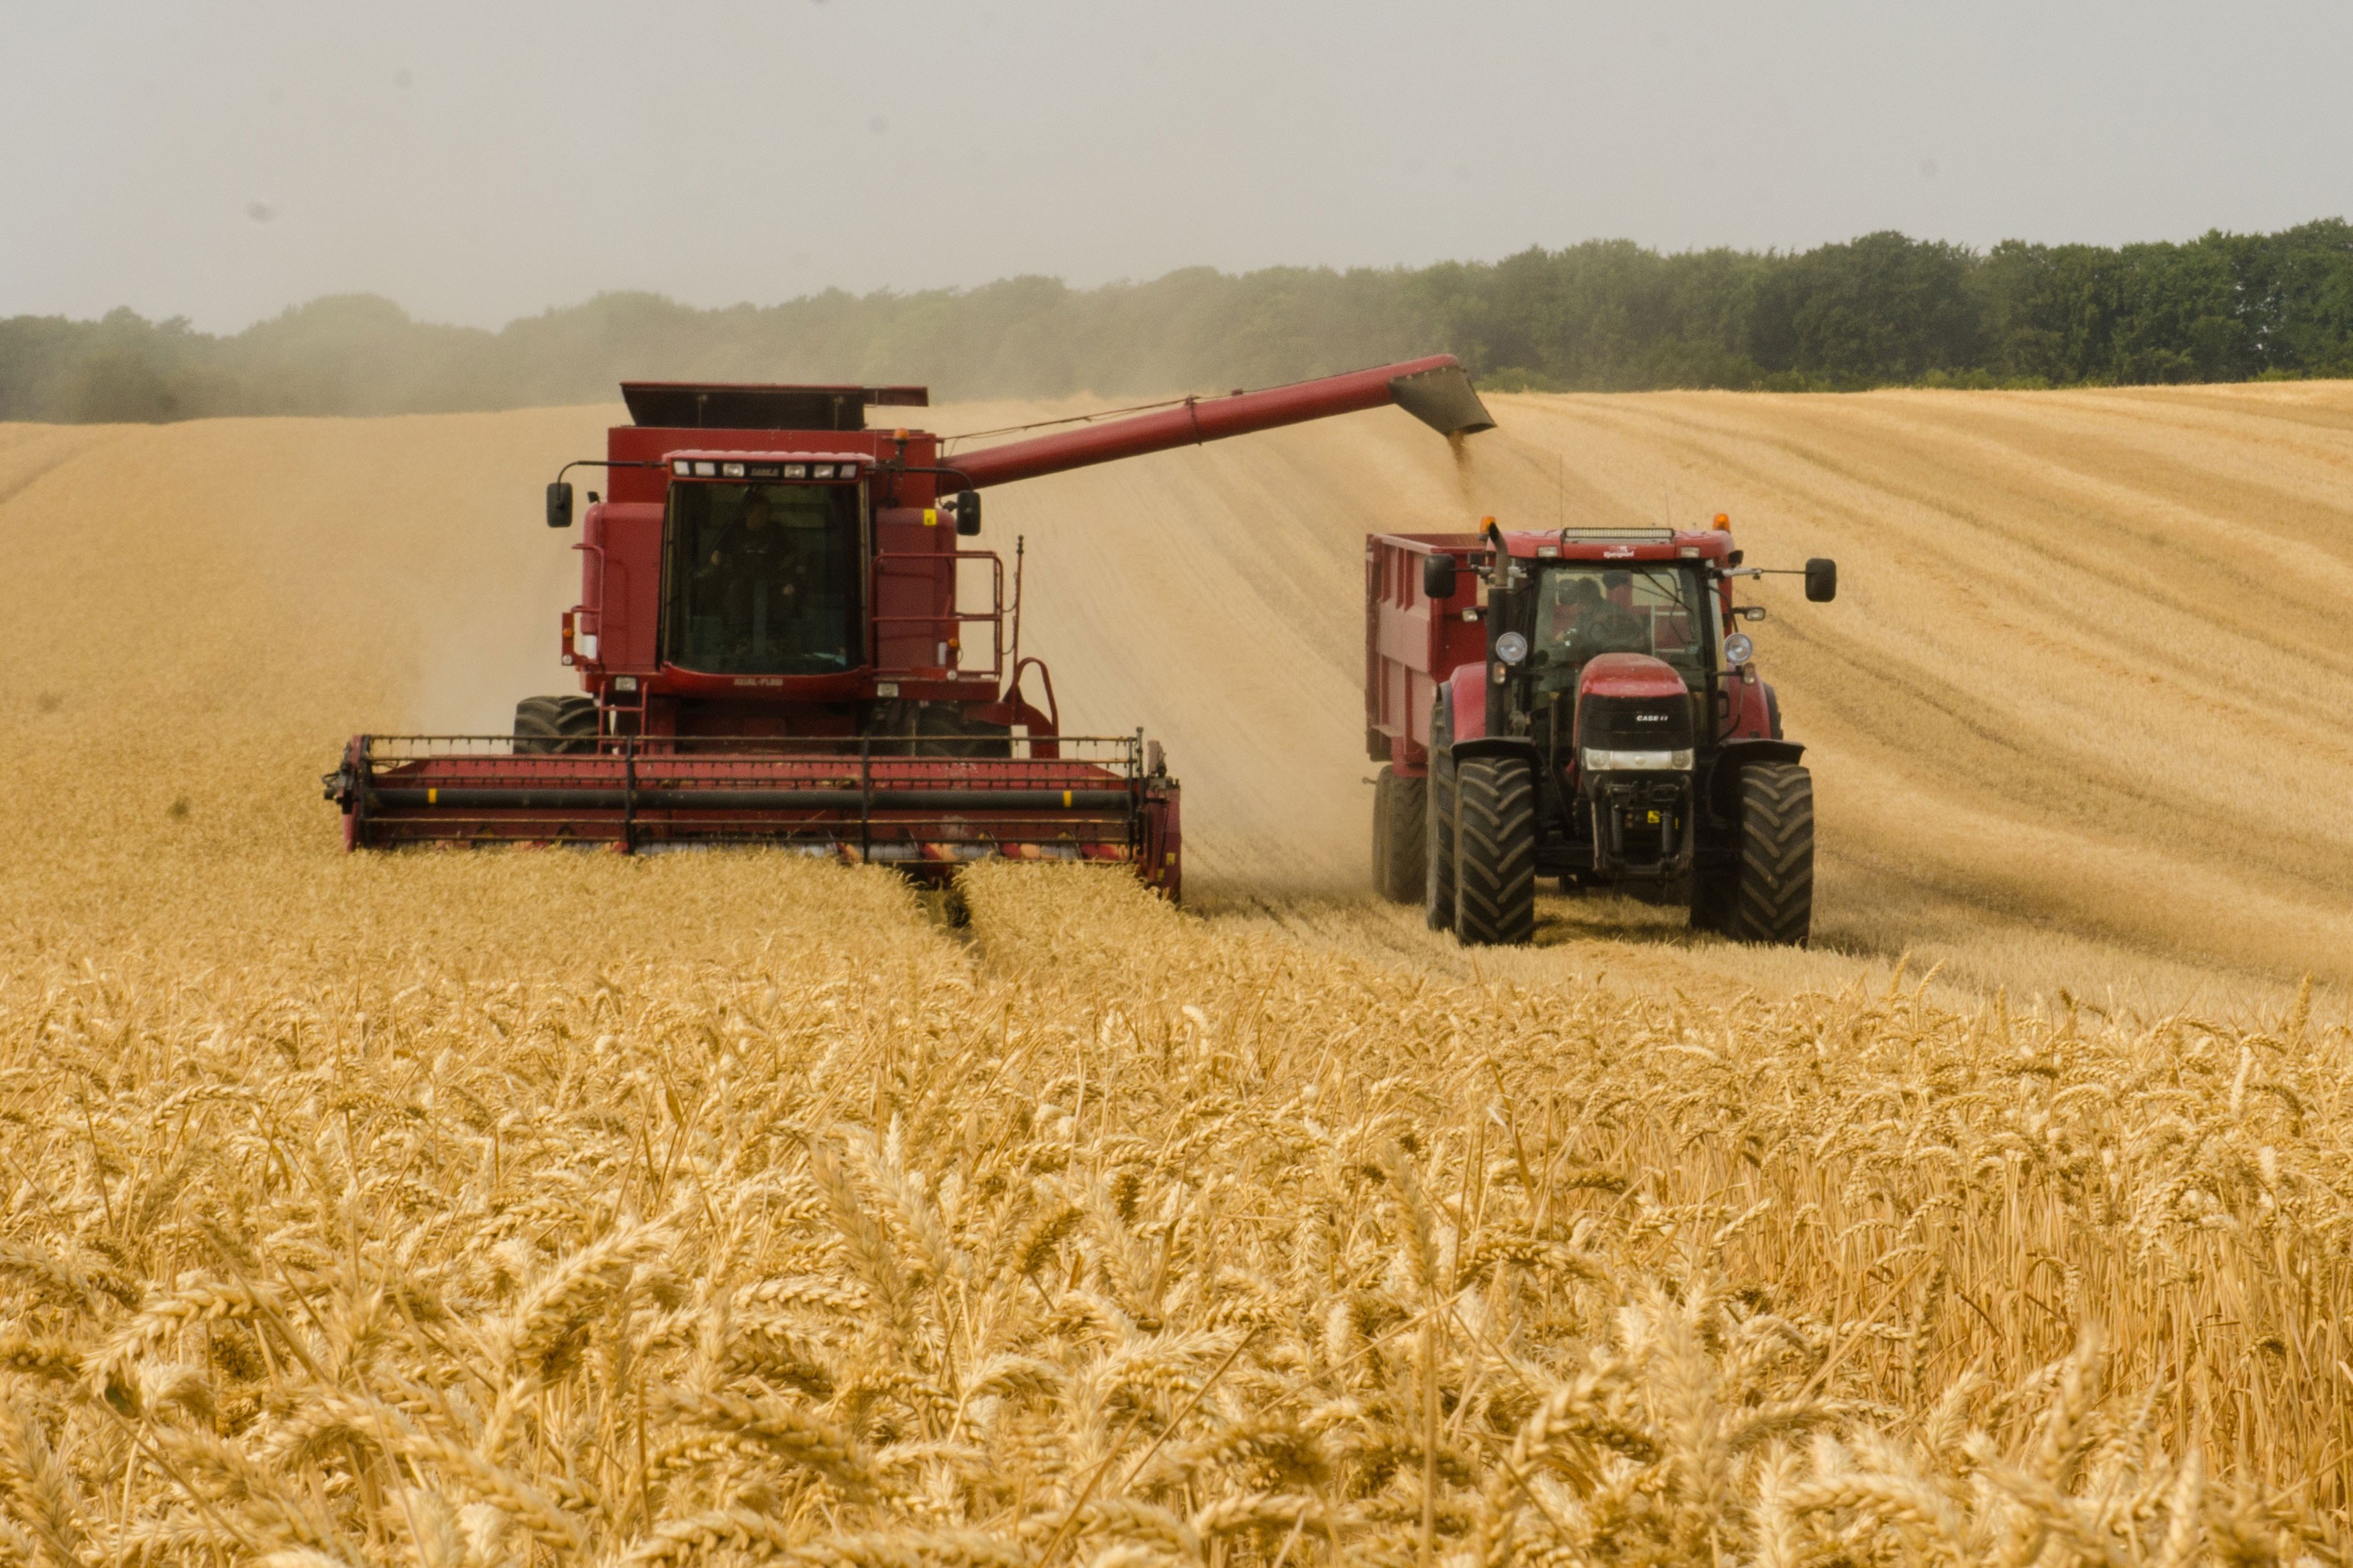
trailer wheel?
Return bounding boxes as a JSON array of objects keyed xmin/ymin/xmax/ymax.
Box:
[
  {"xmin": 1453, "ymin": 756, "xmax": 1537, "ymax": 946},
  {"xmin": 514, "ymin": 694, "xmax": 598, "ymax": 754},
  {"xmin": 1718, "ymin": 762, "xmax": 1813, "ymax": 946},
  {"xmin": 1372, "ymin": 766, "xmax": 1426, "ymax": 902}
]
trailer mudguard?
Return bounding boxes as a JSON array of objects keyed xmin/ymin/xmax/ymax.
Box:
[{"xmin": 1707, "ymin": 738, "xmax": 1807, "ymax": 813}]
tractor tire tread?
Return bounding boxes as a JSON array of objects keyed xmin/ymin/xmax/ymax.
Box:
[
  {"xmin": 1454, "ymin": 756, "xmax": 1537, "ymax": 946},
  {"xmin": 1425, "ymin": 767, "xmax": 1457, "ymax": 932},
  {"xmin": 1722, "ymin": 762, "xmax": 1813, "ymax": 946},
  {"xmin": 1375, "ymin": 767, "xmax": 1426, "ymax": 902}
]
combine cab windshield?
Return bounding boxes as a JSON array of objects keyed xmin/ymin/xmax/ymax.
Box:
[
  {"xmin": 662, "ymin": 482, "xmax": 864, "ymax": 675},
  {"xmin": 1529, "ymin": 563, "xmax": 1711, "ymax": 695}
]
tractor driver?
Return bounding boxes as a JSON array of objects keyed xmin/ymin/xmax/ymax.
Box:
[
  {"xmin": 1539, "ymin": 574, "xmax": 1604, "ymax": 647},
  {"xmin": 1534, "ymin": 569, "xmax": 1647, "ymax": 694}
]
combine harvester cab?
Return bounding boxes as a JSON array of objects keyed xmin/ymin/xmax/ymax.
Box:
[
  {"xmin": 329, "ymin": 359, "xmax": 1494, "ymax": 899},
  {"xmin": 1366, "ymin": 516, "xmax": 1838, "ymax": 945}
]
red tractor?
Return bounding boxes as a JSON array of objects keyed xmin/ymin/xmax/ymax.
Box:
[
  {"xmin": 327, "ymin": 357, "xmax": 1494, "ymax": 897},
  {"xmin": 1366, "ymin": 517, "xmax": 1837, "ymax": 944}
]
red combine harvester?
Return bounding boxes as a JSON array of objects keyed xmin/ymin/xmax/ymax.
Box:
[
  {"xmin": 327, "ymin": 357, "xmax": 1494, "ymax": 897},
  {"xmin": 1366, "ymin": 517, "xmax": 1837, "ymax": 945}
]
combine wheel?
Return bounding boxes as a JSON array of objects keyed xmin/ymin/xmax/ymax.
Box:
[
  {"xmin": 514, "ymin": 694, "xmax": 599, "ymax": 754},
  {"xmin": 1371, "ymin": 767, "xmax": 1426, "ymax": 902},
  {"xmin": 1717, "ymin": 762, "xmax": 1813, "ymax": 946},
  {"xmin": 1452, "ymin": 756, "xmax": 1537, "ymax": 946}
]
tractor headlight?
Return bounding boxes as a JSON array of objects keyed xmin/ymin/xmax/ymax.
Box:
[
  {"xmin": 1582, "ymin": 747, "xmax": 1694, "ymax": 772},
  {"xmin": 1722, "ymin": 632, "xmax": 1754, "ymax": 667},
  {"xmin": 1494, "ymin": 630, "xmax": 1529, "ymax": 665}
]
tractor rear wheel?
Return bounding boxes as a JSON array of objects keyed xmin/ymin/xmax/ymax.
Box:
[
  {"xmin": 514, "ymin": 694, "xmax": 598, "ymax": 754},
  {"xmin": 1453, "ymin": 756, "xmax": 1537, "ymax": 946},
  {"xmin": 1425, "ymin": 755, "xmax": 1456, "ymax": 932},
  {"xmin": 1372, "ymin": 767, "xmax": 1426, "ymax": 902},
  {"xmin": 1718, "ymin": 762, "xmax": 1813, "ymax": 945}
]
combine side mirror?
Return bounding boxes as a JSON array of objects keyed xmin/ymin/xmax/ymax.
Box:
[
  {"xmin": 545, "ymin": 481, "xmax": 575, "ymax": 530},
  {"xmin": 945, "ymin": 490, "xmax": 982, "ymax": 537},
  {"xmin": 1805, "ymin": 557, "xmax": 1837, "ymax": 602},
  {"xmin": 1421, "ymin": 554, "xmax": 1458, "ymax": 600}
]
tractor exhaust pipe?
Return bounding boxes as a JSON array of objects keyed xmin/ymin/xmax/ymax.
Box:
[{"xmin": 945, "ymin": 355, "xmax": 1495, "ymax": 489}]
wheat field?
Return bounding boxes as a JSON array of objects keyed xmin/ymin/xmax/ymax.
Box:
[{"xmin": 1, "ymin": 384, "xmax": 2350, "ymax": 1565}]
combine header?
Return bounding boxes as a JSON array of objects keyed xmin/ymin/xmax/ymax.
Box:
[{"xmin": 327, "ymin": 357, "xmax": 1494, "ymax": 897}]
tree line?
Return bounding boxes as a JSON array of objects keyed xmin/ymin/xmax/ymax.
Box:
[{"xmin": 8, "ymin": 219, "xmax": 2353, "ymax": 423}]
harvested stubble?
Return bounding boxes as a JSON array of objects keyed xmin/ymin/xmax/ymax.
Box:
[{"xmin": 0, "ymin": 857, "xmax": 2345, "ymax": 1567}]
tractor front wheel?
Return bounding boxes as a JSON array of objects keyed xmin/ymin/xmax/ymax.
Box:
[
  {"xmin": 1453, "ymin": 756, "xmax": 1537, "ymax": 946},
  {"xmin": 514, "ymin": 694, "xmax": 599, "ymax": 754},
  {"xmin": 1716, "ymin": 762, "xmax": 1813, "ymax": 945},
  {"xmin": 1372, "ymin": 766, "xmax": 1427, "ymax": 902}
]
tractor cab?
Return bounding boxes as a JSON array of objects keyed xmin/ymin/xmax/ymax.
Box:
[{"xmin": 1523, "ymin": 555, "xmax": 1716, "ymax": 727}]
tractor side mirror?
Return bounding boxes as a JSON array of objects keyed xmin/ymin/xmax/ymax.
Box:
[
  {"xmin": 546, "ymin": 481, "xmax": 575, "ymax": 530},
  {"xmin": 1422, "ymin": 554, "xmax": 1458, "ymax": 600},
  {"xmin": 946, "ymin": 490, "xmax": 982, "ymax": 537},
  {"xmin": 1805, "ymin": 557, "xmax": 1837, "ymax": 602}
]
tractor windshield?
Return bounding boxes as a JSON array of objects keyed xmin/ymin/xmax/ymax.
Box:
[
  {"xmin": 1529, "ymin": 562, "xmax": 1710, "ymax": 695},
  {"xmin": 662, "ymin": 482, "xmax": 864, "ymax": 675}
]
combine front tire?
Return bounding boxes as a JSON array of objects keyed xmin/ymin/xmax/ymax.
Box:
[
  {"xmin": 1716, "ymin": 762, "xmax": 1813, "ymax": 946},
  {"xmin": 1453, "ymin": 756, "xmax": 1537, "ymax": 946},
  {"xmin": 1372, "ymin": 766, "xmax": 1427, "ymax": 902},
  {"xmin": 514, "ymin": 694, "xmax": 598, "ymax": 754}
]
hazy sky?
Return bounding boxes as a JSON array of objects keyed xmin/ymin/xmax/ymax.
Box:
[{"xmin": 8, "ymin": 1, "xmax": 2350, "ymax": 333}]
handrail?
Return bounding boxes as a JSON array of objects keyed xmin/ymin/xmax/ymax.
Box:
[{"xmin": 871, "ymin": 549, "xmax": 1007, "ymax": 677}]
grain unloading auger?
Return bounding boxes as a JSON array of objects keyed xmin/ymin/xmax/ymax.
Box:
[{"xmin": 326, "ymin": 357, "xmax": 1494, "ymax": 897}]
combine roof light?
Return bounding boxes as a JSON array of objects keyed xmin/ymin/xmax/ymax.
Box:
[
  {"xmin": 693, "ymin": 461, "xmax": 718, "ymax": 478},
  {"xmin": 721, "ymin": 461, "xmax": 745, "ymax": 478},
  {"xmin": 672, "ymin": 459, "xmax": 691, "ymax": 475},
  {"xmin": 782, "ymin": 463, "xmax": 807, "ymax": 479},
  {"xmin": 812, "ymin": 464, "xmax": 835, "ymax": 479}
]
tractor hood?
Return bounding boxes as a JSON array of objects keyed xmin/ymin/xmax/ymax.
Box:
[
  {"xmin": 1576, "ymin": 653, "xmax": 1688, "ymax": 702},
  {"xmin": 1574, "ymin": 653, "xmax": 1696, "ymax": 767}
]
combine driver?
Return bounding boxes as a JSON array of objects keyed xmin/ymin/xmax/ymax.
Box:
[{"xmin": 698, "ymin": 490, "xmax": 823, "ymax": 667}]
